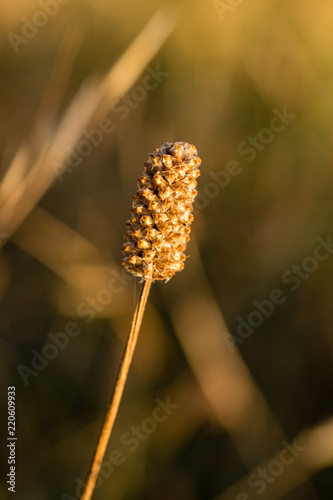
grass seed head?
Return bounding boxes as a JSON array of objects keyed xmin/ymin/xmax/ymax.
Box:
[{"xmin": 122, "ymin": 141, "xmax": 201, "ymax": 281}]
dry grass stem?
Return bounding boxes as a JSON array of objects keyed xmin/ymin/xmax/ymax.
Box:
[
  {"xmin": 82, "ymin": 141, "xmax": 200, "ymax": 499},
  {"xmin": 81, "ymin": 278, "xmax": 152, "ymax": 500}
]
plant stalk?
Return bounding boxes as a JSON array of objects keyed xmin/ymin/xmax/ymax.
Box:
[{"xmin": 80, "ymin": 278, "xmax": 152, "ymax": 500}]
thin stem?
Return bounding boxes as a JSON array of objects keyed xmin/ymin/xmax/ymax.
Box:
[{"xmin": 80, "ymin": 278, "xmax": 152, "ymax": 500}]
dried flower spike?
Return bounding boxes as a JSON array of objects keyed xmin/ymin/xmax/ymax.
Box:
[
  {"xmin": 122, "ymin": 141, "xmax": 201, "ymax": 281},
  {"xmin": 81, "ymin": 142, "xmax": 201, "ymax": 500}
]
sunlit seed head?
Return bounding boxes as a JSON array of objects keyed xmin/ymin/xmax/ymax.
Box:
[{"xmin": 122, "ymin": 141, "xmax": 201, "ymax": 282}]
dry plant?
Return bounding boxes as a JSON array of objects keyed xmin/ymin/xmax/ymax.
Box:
[{"xmin": 80, "ymin": 142, "xmax": 202, "ymax": 500}]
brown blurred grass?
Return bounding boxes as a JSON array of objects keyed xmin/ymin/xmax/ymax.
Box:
[{"xmin": 1, "ymin": 1, "xmax": 333, "ymax": 499}]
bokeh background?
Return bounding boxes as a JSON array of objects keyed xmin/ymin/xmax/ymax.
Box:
[{"xmin": 1, "ymin": 0, "xmax": 333, "ymax": 499}]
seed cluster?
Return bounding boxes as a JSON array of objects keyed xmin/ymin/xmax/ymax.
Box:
[{"xmin": 122, "ymin": 141, "xmax": 201, "ymax": 281}]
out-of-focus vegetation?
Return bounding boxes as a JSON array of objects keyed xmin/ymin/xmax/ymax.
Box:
[{"xmin": 1, "ymin": 0, "xmax": 333, "ymax": 499}]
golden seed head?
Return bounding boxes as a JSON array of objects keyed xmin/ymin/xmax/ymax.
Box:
[{"xmin": 122, "ymin": 141, "xmax": 201, "ymax": 282}]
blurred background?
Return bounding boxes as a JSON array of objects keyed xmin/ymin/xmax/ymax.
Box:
[{"xmin": 1, "ymin": 0, "xmax": 333, "ymax": 499}]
